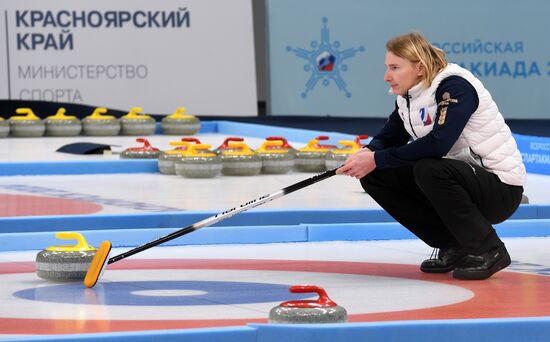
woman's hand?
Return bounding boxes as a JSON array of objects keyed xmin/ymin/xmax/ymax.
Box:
[{"xmin": 336, "ymin": 149, "xmax": 376, "ymax": 179}]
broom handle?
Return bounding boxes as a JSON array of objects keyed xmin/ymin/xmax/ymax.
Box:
[{"xmin": 108, "ymin": 168, "xmax": 338, "ymax": 264}]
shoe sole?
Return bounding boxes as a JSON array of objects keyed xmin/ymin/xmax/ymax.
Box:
[
  {"xmin": 452, "ymin": 253, "xmax": 511, "ymax": 280},
  {"xmin": 420, "ymin": 265, "xmax": 455, "ymax": 273}
]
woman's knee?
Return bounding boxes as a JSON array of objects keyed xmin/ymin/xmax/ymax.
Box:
[{"xmin": 359, "ymin": 173, "xmax": 375, "ymax": 192}]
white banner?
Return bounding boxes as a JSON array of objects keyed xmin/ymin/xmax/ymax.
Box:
[{"xmin": 0, "ymin": 0, "xmax": 258, "ymax": 116}]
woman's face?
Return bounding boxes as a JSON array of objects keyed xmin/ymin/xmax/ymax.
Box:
[{"xmin": 384, "ymin": 51, "xmax": 422, "ymax": 96}]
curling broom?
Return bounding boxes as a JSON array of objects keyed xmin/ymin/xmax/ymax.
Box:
[{"xmin": 84, "ymin": 167, "xmax": 338, "ymax": 288}]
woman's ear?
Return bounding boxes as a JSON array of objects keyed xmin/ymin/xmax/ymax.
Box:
[{"xmin": 416, "ymin": 62, "xmax": 424, "ymax": 77}]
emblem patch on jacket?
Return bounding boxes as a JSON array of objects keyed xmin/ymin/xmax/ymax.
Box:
[
  {"xmin": 437, "ymin": 92, "xmax": 458, "ymax": 125},
  {"xmin": 419, "ymin": 107, "xmax": 432, "ymax": 126}
]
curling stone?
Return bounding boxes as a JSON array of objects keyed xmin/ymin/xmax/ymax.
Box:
[
  {"xmin": 120, "ymin": 107, "xmax": 157, "ymax": 136},
  {"xmin": 82, "ymin": 107, "xmax": 121, "ymax": 136},
  {"xmin": 158, "ymin": 138, "xmax": 201, "ymax": 174},
  {"xmin": 36, "ymin": 232, "xmax": 96, "ymax": 281},
  {"xmin": 174, "ymin": 144, "xmax": 222, "ymax": 178},
  {"xmin": 9, "ymin": 108, "xmax": 45, "ymax": 137},
  {"xmin": 325, "ymin": 140, "xmax": 361, "ymax": 170},
  {"xmin": 214, "ymin": 137, "xmax": 245, "ymax": 155},
  {"xmin": 0, "ymin": 117, "xmax": 9, "ymax": 138},
  {"xmin": 45, "ymin": 108, "xmax": 82, "ymax": 136},
  {"xmin": 120, "ymin": 138, "xmax": 162, "ymax": 159},
  {"xmin": 161, "ymin": 107, "xmax": 201, "ymax": 135},
  {"xmin": 256, "ymin": 140, "xmax": 294, "ymax": 174},
  {"xmin": 220, "ymin": 141, "xmax": 262, "ymax": 176},
  {"xmin": 294, "ymin": 136, "xmax": 336, "ymax": 172},
  {"xmin": 269, "ymin": 285, "xmax": 347, "ymax": 324}
]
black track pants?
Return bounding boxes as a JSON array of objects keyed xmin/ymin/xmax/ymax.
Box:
[{"xmin": 360, "ymin": 158, "xmax": 523, "ymax": 254}]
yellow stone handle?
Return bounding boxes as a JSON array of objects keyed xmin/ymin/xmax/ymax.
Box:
[
  {"xmin": 48, "ymin": 108, "xmax": 77, "ymax": 120},
  {"xmin": 125, "ymin": 107, "xmax": 149, "ymax": 118},
  {"xmin": 227, "ymin": 141, "xmax": 251, "ymax": 151},
  {"xmin": 14, "ymin": 108, "xmax": 40, "ymax": 120},
  {"xmin": 262, "ymin": 140, "xmax": 284, "ymax": 148},
  {"xmin": 168, "ymin": 106, "xmax": 194, "ymax": 119},
  {"xmin": 46, "ymin": 232, "xmax": 96, "ymax": 252},
  {"xmin": 165, "ymin": 140, "xmax": 192, "ymax": 154},
  {"xmin": 186, "ymin": 143, "xmax": 216, "ymax": 157},
  {"xmin": 257, "ymin": 140, "xmax": 287, "ymax": 153},
  {"xmin": 331, "ymin": 140, "xmax": 361, "ymax": 155},
  {"xmin": 298, "ymin": 139, "xmax": 332, "ymax": 152},
  {"xmin": 222, "ymin": 141, "xmax": 256, "ymax": 156},
  {"xmin": 89, "ymin": 107, "xmax": 115, "ymax": 119},
  {"xmin": 338, "ymin": 140, "xmax": 361, "ymax": 150},
  {"xmin": 189, "ymin": 143, "xmax": 212, "ymax": 151},
  {"xmin": 306, "ymin": 139, "xmax": 320, "ymax": 149},
  {"xmin": 169, "ymin": 141, "xmax": 192, "ymax": 147}
]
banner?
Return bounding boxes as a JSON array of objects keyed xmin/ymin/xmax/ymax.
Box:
[
  {"xmin": 0, "ymin": 0, "xmax": 258, "ymax": 115},
  {"xmin": 267, "ymin": 0, "xmax": 550, "ymax": 119},
  {"xmin": 515, "ymin": 134, "xmax": 550, "ymax": 175}
]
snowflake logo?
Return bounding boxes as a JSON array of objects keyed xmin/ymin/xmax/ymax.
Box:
[{"xmin": 286, "ymin": 17, "xmax": 365, "ymax": 98}]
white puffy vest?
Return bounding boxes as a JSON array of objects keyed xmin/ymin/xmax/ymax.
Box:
[{"xmin": 395, "ymin": 63, "xmax": 526, "ymax": 186}]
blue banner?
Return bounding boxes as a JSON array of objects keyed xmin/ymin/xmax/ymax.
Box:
[
  {"xmin": 267, "ymin": 0, "xmax": 550, "ymax": 119},
  {"xmin": 514, "ymin": 134, "xmax": 550, "ymax": 175}
]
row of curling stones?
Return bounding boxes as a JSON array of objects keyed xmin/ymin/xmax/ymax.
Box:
[
  {"xmin": 128, "ymin": 137, "xmax": 295, "ymax": 178},
  {"xmin": 1, "ymin": 108, "xmax": 81, "ymax": 137},
  {"xmin": 269, "ymin": 285, "xmax": 347, "ymax": 324},
  {"xmin": 36, "ymin": 232, "xmax": 96, "ymax": 281},
  {"xmin": 1, "ymin": 106, "xmax": 200, "ymax": 137},
  {"xmin": 167, "ymin": 141, "xmax": 265, "ymax": 178},
  {"xmin": 78, "ymin": 107, "xmax": 200, "ymax": 136},
  {"xmin": 175, "ymin": 138, "xmax": 295, "ymax": 176},
  {"xmin": 215, "ymin": 136, "xmax": 296, "ymax": 156},
  {"xmin": 295, "ymin": 134, "xmax": 368, "ymax": 172},
  {"xmin": 82, "ymin": 107, "xmax": 156, "ymax": 136},
  {"xmin": 122, "ymin": 134, "xmax": 367, "ymax": 174},
  {"xmin": 215, "ymin": 136, "xmax": 296, "ymax": 174},
  {"xmin": 83, "ymin": 106, "xmax": 200, "ymax": 136},
  {"xmin": 1, "ymin": 107, "xmax": 146, "ymax": 137},
  {"xmin": 121, "ymin": 138, "xmax": 260, "ymax": 177}
]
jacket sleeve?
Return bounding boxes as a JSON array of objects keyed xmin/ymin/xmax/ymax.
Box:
[
  {"xmin": 374, "ymin": 76, "xmax": 480, "ymax": 168},
  {"xmin": 366, "ymin": 102, "xmax": 411, "ymax": 151}
]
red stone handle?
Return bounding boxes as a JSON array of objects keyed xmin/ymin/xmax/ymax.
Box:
[
  {"xmin": 313, "ymin": 135, "xmax": 337, "ymax": 149},
  {"xmin": 181, "ymin": 137, "xmax": 201, "ymax": 144},
  {"xmin": 279, "ymin": 285, "xmax": 337, "ymax": 308},
  {"xmin": 128, "ymin": 138, "xmax": 158, "ymax": 151},
  {"xmin": 355, "ymin": 134, "xmax": 369, "ymax": 147},
  {"xmin": 266, "ymin": 136, "xmax": 293, "ymax": 149},
  {"xmin": 217, "ymin": 137, "xmax": 244, "ymax": 149}
]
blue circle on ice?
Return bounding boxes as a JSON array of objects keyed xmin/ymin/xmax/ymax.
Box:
[{"xmin": 14, "ymin": 280, "xmax": 311, "ymax": 306}]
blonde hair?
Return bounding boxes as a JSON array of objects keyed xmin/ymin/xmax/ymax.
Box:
[{"xmin": 386, "ymin": 32, "xmax": 447, "ymax": 88}]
